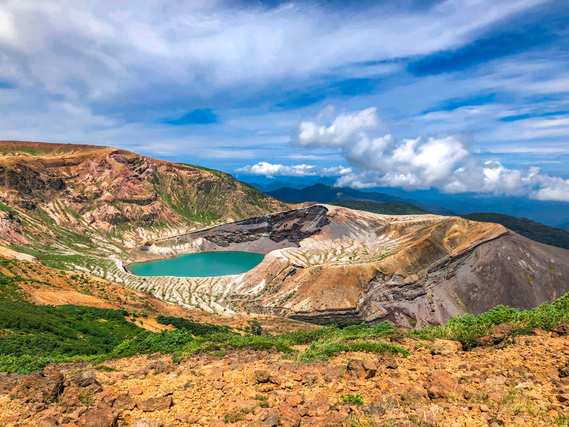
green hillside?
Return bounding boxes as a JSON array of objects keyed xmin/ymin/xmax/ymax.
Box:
[
  {"xmin": 462, "ymin": 213, "xmax": 569, "ymax": 250},
  {"xmin": 330, "ymin": 200, "xmax": 432, "ymax": 215}
]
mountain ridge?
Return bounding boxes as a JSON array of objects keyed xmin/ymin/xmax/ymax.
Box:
[
  {"xmin": 461, "ymin": 212, "xmax": 569, "ymax": 250},
  {"xmin": 329, "ymin": 200, "xmax": 432, "ymax": 215},
  {"xmin": 266, "ymin": 184, "xmax": 455, "ymax": 216},
  {"xmin": 0, "ymin": 140, "xmax": 289, "ymax": 250}
]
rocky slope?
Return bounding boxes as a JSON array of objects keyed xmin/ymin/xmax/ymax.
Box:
[
  {"xmin": 134, "ymin": 205, "xmax": 569, "ymax": 327},
  {"xmin": 1, "ymin": 326, "xmax": 568, "ymax": 427},
  {"xmin": 0, "ymin": 140, "xmax": 288, "ymax": 249}
]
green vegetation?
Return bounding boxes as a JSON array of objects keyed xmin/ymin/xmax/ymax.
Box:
[
  {"xmin": 408, "ymin": 295, "xmax": 569, "ymax": 349},
  {"xmin": 330, "ymin": 200, "xmax": 431, "ymax": 215},
  {"xmin": 461, "ymin": 212, "xmax": 569, "ymax": 250},
  {"xmin": 155, "ymin": 315, "xmax": 231, "ymax": 336},
  {"xmin": 341, "ymin": 394, "xmax": 365, "ymax": 405},
  {"xmin": 246, "ymin": 318, "xmax": 264, "ymax": 336}
]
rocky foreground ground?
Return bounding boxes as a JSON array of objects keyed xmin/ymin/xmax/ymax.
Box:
[{"xmin": 1, "ymin": 328, "xmax": 568, "ymax": 427}]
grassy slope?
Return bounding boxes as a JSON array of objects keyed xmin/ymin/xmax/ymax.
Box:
[
  {"xmin": 330, "ymin": 200, "xmax": 432, "ymax": 215},
  {"xmin": 462, "ymin": 212, "xmax": 569, "ymax": 249}
]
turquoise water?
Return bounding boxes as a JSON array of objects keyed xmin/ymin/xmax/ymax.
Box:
[{"xmin": 129, "ymin": 251, "xmax": 265, "ymax": 277}]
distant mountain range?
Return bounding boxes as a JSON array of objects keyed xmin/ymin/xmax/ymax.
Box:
[
  {"xmin": 265, "ymin": 184, "xmax": 456, "ymax": 216},
  {"xmin": 460, "ymin": 213, "xmax": 569, "ymax": 250},
  {"xmin": 330, "ymin": 200, "xmax": 432, "ymax": 215},
  {"xmin": 250, "ymin": 180, "xmax": 305, "ymax": 192},
  {"xmin": 247, "ymin": 179, "xmax": 569, "ymax": 226}
]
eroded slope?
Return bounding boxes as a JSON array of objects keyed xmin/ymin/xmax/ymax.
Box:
[{"xmin": 125, "ymin": 205, "xmax": 569, "ymax": 327}]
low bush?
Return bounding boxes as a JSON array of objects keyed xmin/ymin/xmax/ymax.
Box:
[
  {"xmin": 155, "ymin": 315, "xmax": 230, "ymax": 336},
  {"xmin": 408, "ymin": 294, "xmax": 569, "ymax": 349}
]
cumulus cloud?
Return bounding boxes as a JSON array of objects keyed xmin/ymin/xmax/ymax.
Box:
[
  {"xmin": 258, "ymin": 106, "xmax": 569, "ymax": 202},
  {"xmin": 443, "ymin": 162, "xmax": 569, "ymax": 202},
  {"xmin": 235, "ymin": 162, "xmax": 352, "ymax": 179},
  {"xmin": 294, "ymin": 107, "xmax": 381, "ymax": 147}
]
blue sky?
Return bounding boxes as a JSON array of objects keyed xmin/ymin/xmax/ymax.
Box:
[{"xmin": 0, "ymin": 0, "xmax": 567, "ymax": 201}]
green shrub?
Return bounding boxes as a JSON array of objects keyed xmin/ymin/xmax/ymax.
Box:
[
  {"xmin": 341, "ymin": 394, "xmax": 364, "ymax": 405},
  {"xmin": 247, "ymin": 319, "xmax": 263, "ymax": 336},
  {"xmin": 300, "ymin": 337, "xmax": 408, "ymax": 362},
  {"xmin": 408, "ymin": 295, "xmax": 569, "ymax": 349},
  {"xmin": 103, "ymin": 330, "xmax": 194, "ymax": 359},
  {"xmin": 155, "ymin": 315, "xmax": 231, "ymax": 336}
]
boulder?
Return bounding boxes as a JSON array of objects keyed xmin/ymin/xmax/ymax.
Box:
[
  {"xmin": 378, "ymin": 353, "xmax": 398, "ymax": 369},
  {"xmin": 144, "ymin": 361, "xmax": 172, "ymax": 374},
  {"xmin": 347, "ymin": 359, "xmax": 377, "ymax": 379},
  {"xmin": 254, "ymin": 370, "xmax": 270, "ymax": 384},
  {"xmin": 71, "ymin": 370, "xmax": 99, "ymax": 388},
  {"xmin": 262, "ymin": 409, "xmax": 279, "ymax": 427},
  {"xmin": 78, "ymin": 406, "xmax": 118, "ymax": 427},
  {"xmin": 478, "ymin": 325, "xmax": 513, "ymax": 347},
  {"xmin": 553, "ymin": 324, "xmax": 569, "ymax": 335},
  {"xmin": 427, "ymin": 371, "xmax": 464, "ymax": 399},
  {"xmin": 430, "ymin": 339, "xmax": 462, "ymax": 356},
  {"xmin": 137, "ymin": 396, "xmax": 173, "ymax": 412},
  {"xmin": 303, "ymin": 393, "xmax": 330, "ymax": 417},
  {"xmin": 0, "ymin": 372, "xmax": 20, "ymax": 394},
  {"xmin": 113, "ymin": 394, "xmax": 136, "ymax": 411},
  {"xmin": 19, "ymin": 371, "xmax": 64, "ymax": 404},
  {"xmin": 277, "ymin": 402, "xmax": 301, "ymax": 427}
]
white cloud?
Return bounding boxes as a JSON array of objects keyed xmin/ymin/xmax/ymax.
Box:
[
  {"xmin": 294, "ymin": 106, "xmax": 469, "ymax": 189},
  {"xmin": 0, "ymin": 0, "xmax": 548, "ymax": 109},
  {"xmin": 264, "ymin": 106, "xmax": 569, "ymax": 202},
  {"xmin": 235, "ymin": 162, "xmax": 352, "ymax": 178},
  {"xmin": 443, "ymin": 162, "xmax": 569, "ymax": 202},
  {"xmin": 294, "ymin": 107, "xmax": 381, "ymax": 148}
]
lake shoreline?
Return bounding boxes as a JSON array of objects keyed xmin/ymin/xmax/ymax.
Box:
[{"xmin": 128, "ymin": 251, "xmax": 265, "ymax": 278}]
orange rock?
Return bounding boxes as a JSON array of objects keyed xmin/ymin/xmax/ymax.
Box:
[
  {"xmin": 129, "ymin": 387, "xmax": 144, "ymax": 396},
  {"xmin": 241, "ymin": 387, "xmax": 256, "ymax": 399}
]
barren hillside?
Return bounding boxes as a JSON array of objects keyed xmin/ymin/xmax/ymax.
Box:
[{"xmin": 0, "ymin": 140, "xmax": 288, "ymax": 249}]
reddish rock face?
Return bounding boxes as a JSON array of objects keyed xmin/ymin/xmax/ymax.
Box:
[
  {"xmin": 347, "ymin": 359, "xmax": 377, "ymax": 379},
  {"xmin": 1, "ymin": 332, "xmax": 568, "ymax": 427},
  {"xmin": 137, "ymin": 396, "xmax": 173, "ymax": 412},
  {"xmin": 77, "ymin": 406, "xmax": 118, "ymax": 427},
  {"xmin": 430, "ymin": 339, "xmax": 462, "ymax": 355},
  {"xmin": 427, "ymin": 371, "xmax": 464, "ymax": 399},
  {"xmin": 278, "ymin": 402, "xmax": 301, "ymax": 427},
  {"xmin": 112, "ymin": 394, "xmax": 136, "ymax": 411},
  {"xmin": 0, "ymin": 141, "xmax": 287, "ymax": 245},
  {"xmin": 12, "ymin": 371, "xmax": 64, "ymax": 404},
  {"xmin": 478, "ymin": 324, "xmax": 514, "ymax": 347}
]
